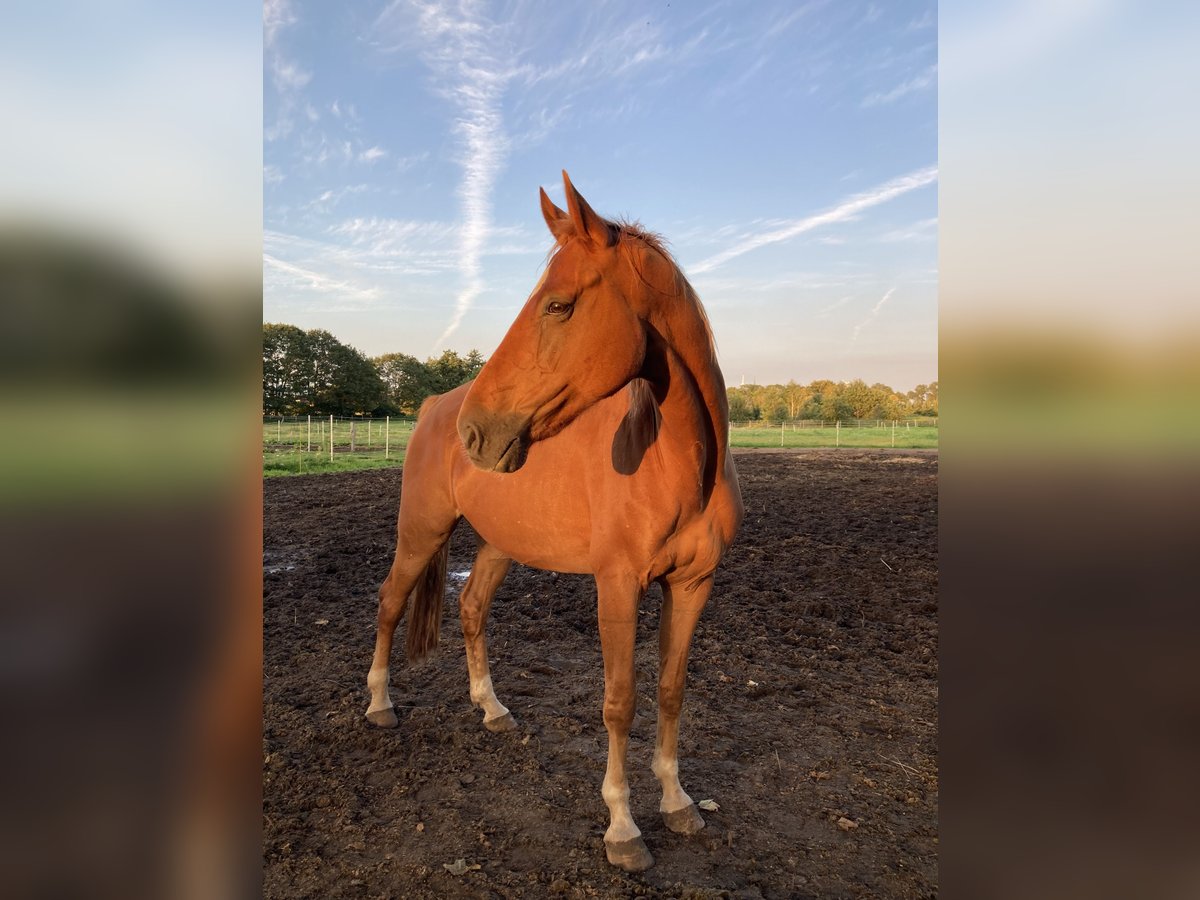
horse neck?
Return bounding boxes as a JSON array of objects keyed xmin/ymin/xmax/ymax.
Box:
[{"xmin": 643, "ymin": 275, "xmax": 731, "ymax": 471}]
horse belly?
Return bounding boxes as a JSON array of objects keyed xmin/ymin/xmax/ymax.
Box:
[{"xmin": 455, "ymin": 468, "xmax": 594, "ymax": 574}]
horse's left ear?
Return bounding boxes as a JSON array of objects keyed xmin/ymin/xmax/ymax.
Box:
[
  {"xmin": 540, "ymin": 187, "xmax": 571, "ymax": 240},
  {"xmin": 563, "ymin": 170, "xmax": 616, "ymax": 249}
]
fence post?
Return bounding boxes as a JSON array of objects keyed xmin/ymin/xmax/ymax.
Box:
[
  {"xmin": 307, "ymin": 414, "xmax": 312, "ymax": 451},
  {"xmin": 780, "ymin": 420, "xmax": 785, "ymax": 447},
  {"xmin": 329, "ymin": 414, "xmax": 334, "ymax": 462},
  {"xmin": 892, "ymin": 420, "xmax": 896, "ymax": 447},
  {"xmin": 277, "ymin": 418, "xmax": 282, "ymax": 443},
  {"xmin": 836, "ymin": 420, "xmax": 840, "ymax": 447},
  {"xmin": 350, "ymin": 419, "xmax": 357, "ymax": 453},
  {"xmin": 386, "ymin": 416, "xmax": 390, "ymax": 458}
]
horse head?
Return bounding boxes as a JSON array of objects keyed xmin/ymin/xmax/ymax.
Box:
[{"xmin": 457, "ymin": 172, "xmax": 647, "ymax": 472}]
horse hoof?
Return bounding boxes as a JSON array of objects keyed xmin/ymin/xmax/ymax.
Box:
[
  {"xmin": 366, "ymin": 706, "xmax": 398, "ymax": 728},
  {"xmin": 484, "ymin": 712, "xmax": 517, "ymax": 733},
  {"xmin": 662, "ymin": 803, "xmax": 705, "ymax": 835},
  {"xmin": 605, "ymin": 836, "xmax": 654, "ymax": 872}
]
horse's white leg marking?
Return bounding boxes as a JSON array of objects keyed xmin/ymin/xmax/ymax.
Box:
[
  {"xmin": 460, "ymin": 547, "xmax": 514, "ymax": 729},
  {"xmin": 595, "ymin": 574, "xmax": 653, "ymax": 870},
  {"xmin": 469, "ymin": 673, "xmax": 510, "ymax": 723},
  {"xmin": 602, "ymin": 730, "xmax": 640, "ymax": 844},
  {"xmin": 653, "ymin": 575, "xmax": 714, "ymax": 831},
  {"xmin": 652, "ymin": 748, "xmax": 693, "ymax": 814},
  {"xmin": 366, "ymin": 663, "xmax": 392, "ymax": 715}
]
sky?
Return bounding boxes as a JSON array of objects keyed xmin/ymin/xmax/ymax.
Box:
[{"xmin": 263, "ymin": 0, "xmax": 938, "ymax": 390}]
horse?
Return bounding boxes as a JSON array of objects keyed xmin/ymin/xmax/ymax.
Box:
[{"xmin": 365, "ymin": 171, "xmax": 743, "ymax": 872}]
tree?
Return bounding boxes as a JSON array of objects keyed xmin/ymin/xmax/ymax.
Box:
[
  {"xmin": 819, "ymin": 391, "xmax": 854, "ymax": 422},
  {"xmin": 262, "ymin": 325, "xmax": 386, "ymax": 416},
  {"xmin": 426, "ymin": 349, "xmax": 483, "ymax": 395},
  {"xmin": 262, "ymin": 323, "xmax": 311, "ymax": 415},
  {"xmin": 783, "ymin": 380, "xmax": 809, "ymax": 419},
  {"xmin": 374, "ymin": 352, "xmax": 432, "ymax": 415},
  {"xmin": 304, "ymin": 329, "xmax": 386, "ymax": 415},
  {"xmin": 727, "ymin": 389, "xmax": 759, "ymax": 422},
  {"xmin": 840, "ymin": 379, "xmax": 876, "ymax": 419}
]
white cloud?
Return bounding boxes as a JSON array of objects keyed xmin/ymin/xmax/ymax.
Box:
[
  {"xmin": 862, "ymin": 64, "xmax": 937, "ymax": 107},
  {"xmin": 327, "ymin": 217, "xmax": 458, "ymax": 255},
  {"xmin": 395, "ymin": 150, "xmax": 430, "ymax": 172},
  {"xmin": 263, "ymin": 0, "xmax": 296, "ymax": 49},
  {"xmin": 907, "ymin": 9, "xmax": 935, "ymax": 32},
  {"xmin": 264, "ymin": 0, "xmax": 311, "ymax": 141},
  {"xmin": 880, "ymin": 217, "xmax": 938, "ymax": 242},
  {"xmin": 269, "ymin": 58, "xmax": 311, "ymax": 92},
  {"xmin": 263, "ymin": 252, "xmax": 383, "ymax": 305},
  {"xmin": 690, "ymin": 165, "xmax": 938, "ymax": 274},
  {"xmin": 359, "ymin": 145, "xmax": 387, "ymax": 163}
]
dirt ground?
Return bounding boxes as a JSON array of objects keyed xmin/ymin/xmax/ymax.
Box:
[{"xmin": 263, "ymin": 449, "xmax": 938, "ymax": 899}]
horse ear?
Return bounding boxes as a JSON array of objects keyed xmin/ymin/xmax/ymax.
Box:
[
  {"xmin": 562, "ymin": 170, "xmax": 616, "ymax": 248},
  {"xmin": 540, "ymin": 186, "xmax": 571, "ymax": 240}
]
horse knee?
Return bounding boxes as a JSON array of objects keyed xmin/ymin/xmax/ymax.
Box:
[
  {"xmin": 603, "ymin": 695, "xmax": 636, "ymax": 733},
  {"xmin": 657, "ymin": 680, "xmax": 684, "ymax": 717}
]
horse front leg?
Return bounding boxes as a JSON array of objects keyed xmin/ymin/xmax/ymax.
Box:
[
  {"xmin": 652, "ymin": 573, "xmax": 713, "ymax": 834},
  {"xmin": 459, "ymin": 541, "xmax": 515, "ymax": 732},
  {"xmin": 595, "ymin": 573, "xmax": 653, "ymax": 872}
]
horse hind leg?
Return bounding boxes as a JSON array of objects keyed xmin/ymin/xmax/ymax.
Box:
[
  {"xmin": 459, "ymin": 541, "xmax": 515, "ymax": 732},
  {"xmin": 652, "ymin": 573, "xmax": 714, "ymax": 835},
  {"xmin": 365, "ymin": 514, "xmax": 456, "ymax": 728}
]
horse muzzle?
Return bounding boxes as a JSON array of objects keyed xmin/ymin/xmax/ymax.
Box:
[{"xmin": 458, "ymin": 412, "xmax": 531, "ymax": 473}]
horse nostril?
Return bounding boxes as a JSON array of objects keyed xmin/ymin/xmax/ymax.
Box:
[{"xmin": 462, "ymin": 422, "xmax": 482, "ymax": 455}]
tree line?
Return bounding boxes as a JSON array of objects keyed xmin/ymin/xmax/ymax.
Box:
[
  {"xmin": 262, "ymin": 323, "xmax": 485, "ymax": 416},
  {"xmin": 263, "ymin": 324, "xmax": 938, "ymax": 422},
  {"xmin": 727, "ymin": 379, "xmax": 938, "ymax": 422}
]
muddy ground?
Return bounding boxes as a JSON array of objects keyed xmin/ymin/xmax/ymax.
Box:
[{"xmin": 264, "ymin": 450, "xmax": 938, "ymax": 899}]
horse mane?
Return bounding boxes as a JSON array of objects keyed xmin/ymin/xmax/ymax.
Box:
[
  {"xmin": 545, "ymin": 215, "xmax": 728, "ymax": 475},
  {"xmin": 546, "ymin": 217, "xmax": 718, "ymax": 365},
  {"xmin": 613, "ymin": 220, "xmax": 720, "ymax": 383}
]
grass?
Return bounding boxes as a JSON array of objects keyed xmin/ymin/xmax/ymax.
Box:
[
  {"xmin": 263, "ymin": 448, "xmax": 406, "ymax": 477},
  {"xmin": 730, "ymin": 422, "xmax": 938, "ymax": 450},
  {"xmin": 263, "ymin": 416, "xmax": 414, "ymax": 477},
  {"xmin": 264, "ymin": 418, "xmax": 937, "ymax": 477}
]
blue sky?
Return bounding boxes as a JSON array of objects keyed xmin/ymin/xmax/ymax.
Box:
[{"xmin": 264, "ymin": 0, "xmax": 938, "ymax": 389}]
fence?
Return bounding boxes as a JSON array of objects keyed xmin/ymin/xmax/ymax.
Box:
[
  {"xmin": 264, "ymin": 414, "xmax": 937, "ymax": 474},
  {"xmin": 262, "ymin": 415, "xmax": 418, "ymax": 474},
  {"xmin": 729, "ymin": 417, "xmax": 938, "ymax": 449}
]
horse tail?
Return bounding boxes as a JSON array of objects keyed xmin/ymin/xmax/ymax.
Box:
[{"xmin": 405, "ymin": 540, "xmax": 449, "ymax": 666}]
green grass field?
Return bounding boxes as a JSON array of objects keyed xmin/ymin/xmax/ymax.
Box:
[
  {"xmin": 729, "ymin": 422, "xmax": 938, "ymax": 450},
  {"xmin": 263, "ymin": 418, "xmax": 937, "ymax": 477}
]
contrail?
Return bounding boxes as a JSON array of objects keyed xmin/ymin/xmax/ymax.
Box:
[
  {"xmin": 691, "ymin": 165, "xmax": 937, "ymax": 274},
  {"xmin": 431, "ymin": 75, "xmax": 507, "ymax": 351},
  {"xmin": 402, "ymin": 1, "xmax": 509, "ymax": 352},
  {"xmin": 852, "ymin": 286, "xmax": 896, "ymax": 343}
]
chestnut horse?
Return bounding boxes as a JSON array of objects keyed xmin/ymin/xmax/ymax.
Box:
[{"xmin": 365, "ymin": 172, "xmax": 743, "ymax": 872}]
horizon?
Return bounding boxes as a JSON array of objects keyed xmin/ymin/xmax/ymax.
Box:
[
  {"xmin": 262, "ymin": 319, "xmax": 938, "ymax": 395},
  {"xmin": 264, "ymin": 1, "xmax": 938, "ymax": 390}
]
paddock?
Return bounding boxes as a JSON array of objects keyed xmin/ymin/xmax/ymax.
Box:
[{"xmin": 263, "ymin": 449, "xmax": 938, "ymax": 898}]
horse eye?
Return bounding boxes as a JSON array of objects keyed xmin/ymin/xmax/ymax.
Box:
[{"xmin": 546, "ymin": 300, "xmax": 571, "ymax": 316}]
